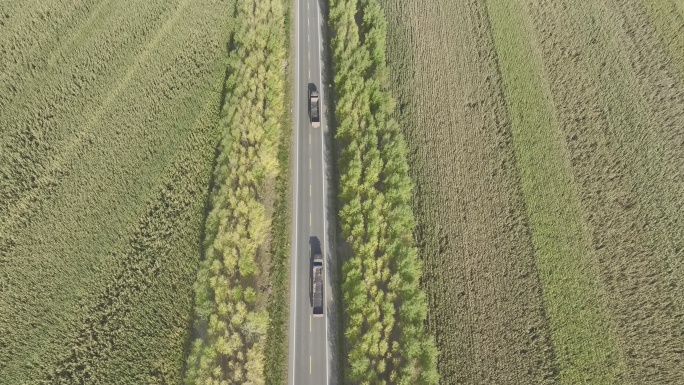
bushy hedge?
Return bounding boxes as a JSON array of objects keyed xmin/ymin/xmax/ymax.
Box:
[
  {"xmin": 329, "ymin": 0, "xmax": 439, "ymax": 383},
  {"xmin": 184, "ymin": 1, "xmax": 286, "ymax": 384}
]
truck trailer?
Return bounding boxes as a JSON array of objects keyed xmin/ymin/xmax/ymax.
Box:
[
  {"xmin": 309, "ymin": 89, "xmax": 320, "ymax": 128},
  {"xmin": 312, "ymin": 253, "xmax": 324, "ymax": 317}
]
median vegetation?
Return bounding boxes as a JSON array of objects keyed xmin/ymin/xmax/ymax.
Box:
[
  {"xmin": 329, "ymin": 0, "xmax": 439, "ymax": 383},
  {"xmin": 183, "ymin": 0, "xmax": 287, "ymax": 383}
]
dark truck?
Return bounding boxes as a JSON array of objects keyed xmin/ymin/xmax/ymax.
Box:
[
  {"xmin": 312, "ymin": 253, "xmax": 324, "ymax": 317},
  {"xmin": 309, "ymin": 89, "xmax": 320, "ymax": 128}
]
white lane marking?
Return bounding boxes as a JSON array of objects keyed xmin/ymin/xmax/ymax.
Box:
[
  {"xmin": 309, "ymin": 157, "xmax": 312, "ymax": 170},
  {"xmin": 309, "ymin": 355, "xmax": 312, "ymax": 375},
  {"xmin": 289, "ymin": 0, "xmax": 300, "ymax": 382},
  {"xmin": 314, "ymin": 1, "xmax": 331, "ymax": 383}
]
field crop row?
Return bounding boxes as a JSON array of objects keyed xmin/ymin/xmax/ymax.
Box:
[
  {"xmin": 183, "ymin": 0, "xmax": 287, "ymax": 383},
  {"xmin": 378, "ymin": 0, "xmax": 558, "ymax": 383},
  {"xmin": 487, "ymin": 0, "xmax": 625, "ymax": 382},
  {"xmin": 523, "ymin": 0, "xmax": 684, "ymax": 382},
  {"xmin": 43, "ymin": 99, "xmax": 224, "ymax": 384},
  {"xmin": 329, "ymin": 0, "xmax": 438, "ymax": 383},
  {"xmin": 0, "ymin": 0, "xmax": 104, "ymax": 106},
  {"xmin": 0, "ymin": 0, "xmax": 192, "ymax": 230},
  {"xmin": 379, "ymin": 0, "xmax": 684, "ymax": 383},
  {"xmin": 0, "ymin": 0, "xmax": 234, "ymax": 383}
]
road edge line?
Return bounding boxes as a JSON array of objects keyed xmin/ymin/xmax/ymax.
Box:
[{"xmin": 315, "ymin": 1, "xmax": 330, "ymax": 384}]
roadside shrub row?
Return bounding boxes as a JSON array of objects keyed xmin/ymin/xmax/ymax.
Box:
[
  {"xmin": 328, "ymin": 0, "xmax": 439, "ymax": 383},
  {"xmin": 183, "ymin": 0, "xmax": 286, "ymax": 384}
]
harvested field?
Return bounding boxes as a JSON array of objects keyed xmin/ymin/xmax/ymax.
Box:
[
  {"xmin": 489, "ymin": 0, "xmax": 624, "ymax": 381},
  {"xmin": 0, "ymin": 0, "xmax": 233, "ymax": 383},
  {"xmin": 379, "ymin": 1, "xmax": 557, "ymax": 383},
  {"xmin": 523, "ymin": 0, "xmax": 684, "ymax": 382},
  {"xmin": 379, "ymin": 0, "xmax": 684, "ymax": 383}
]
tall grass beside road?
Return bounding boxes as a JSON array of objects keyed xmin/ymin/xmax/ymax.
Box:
[
  {"xmin": 328, "ymin": 0, "xmax": 439, "ymax": 383},
  {"xmin": 183, "ymin": 0, "xmax": 287, "ymax": 383},
  {"xmin": 264, "ymin": 3, "xmax": 294, "ymax": 384}
]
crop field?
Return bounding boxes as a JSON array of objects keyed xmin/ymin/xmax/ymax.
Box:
[
  {"xmin": 379, "ymin": 0, "xmax": 684, "ymax": 384},
  {"xmin": 0, "ymin": 0, "xmax": 235, "ymax": 383}
]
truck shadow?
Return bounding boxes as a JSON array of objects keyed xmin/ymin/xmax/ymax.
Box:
[
  {"xmin": 308, "ymin": 82, "xmax": 318, "ymax": 93},
  {"xmin": 309, "ymin": 236, "xmax": 321, "ymax": 307}
]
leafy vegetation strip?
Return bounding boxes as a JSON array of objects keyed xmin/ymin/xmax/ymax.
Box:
[
  {"xmin": 486, "ymin": 0, "xmax": 625, "ymax": 383},
  {"xmin": 183, "ymin": 0, "xmax": 287, "ymax": 383},
  {"xmin": 328, "ymin": 0, "xmax": 438, "ymax": 383},
  {"xmin": 264, "ymin": 3, "xmax": 294, "ymax": 384}
]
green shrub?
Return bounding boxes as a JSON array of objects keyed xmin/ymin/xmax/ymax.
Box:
[
  {"xmin": 329, "ymin": 0, "xmax": 439, "ymax": 383},
  {"xmin": 184, "ymin": 0, "xmax": 287, "ymax": 384}
]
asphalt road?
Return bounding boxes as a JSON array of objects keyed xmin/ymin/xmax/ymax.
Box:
[{"xmin": 287, "ymin": 0, "xmax": 332, "ymax": 384}]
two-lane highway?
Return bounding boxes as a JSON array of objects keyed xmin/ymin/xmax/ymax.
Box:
[{"xmin": 288, "ymin": 0, "xmax": 331, "ymax": 383}]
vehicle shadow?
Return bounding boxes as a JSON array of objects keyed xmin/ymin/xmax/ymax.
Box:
[{"xmin": 308, "ymin": 82, "xmax": 318, "ymax": 94}]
